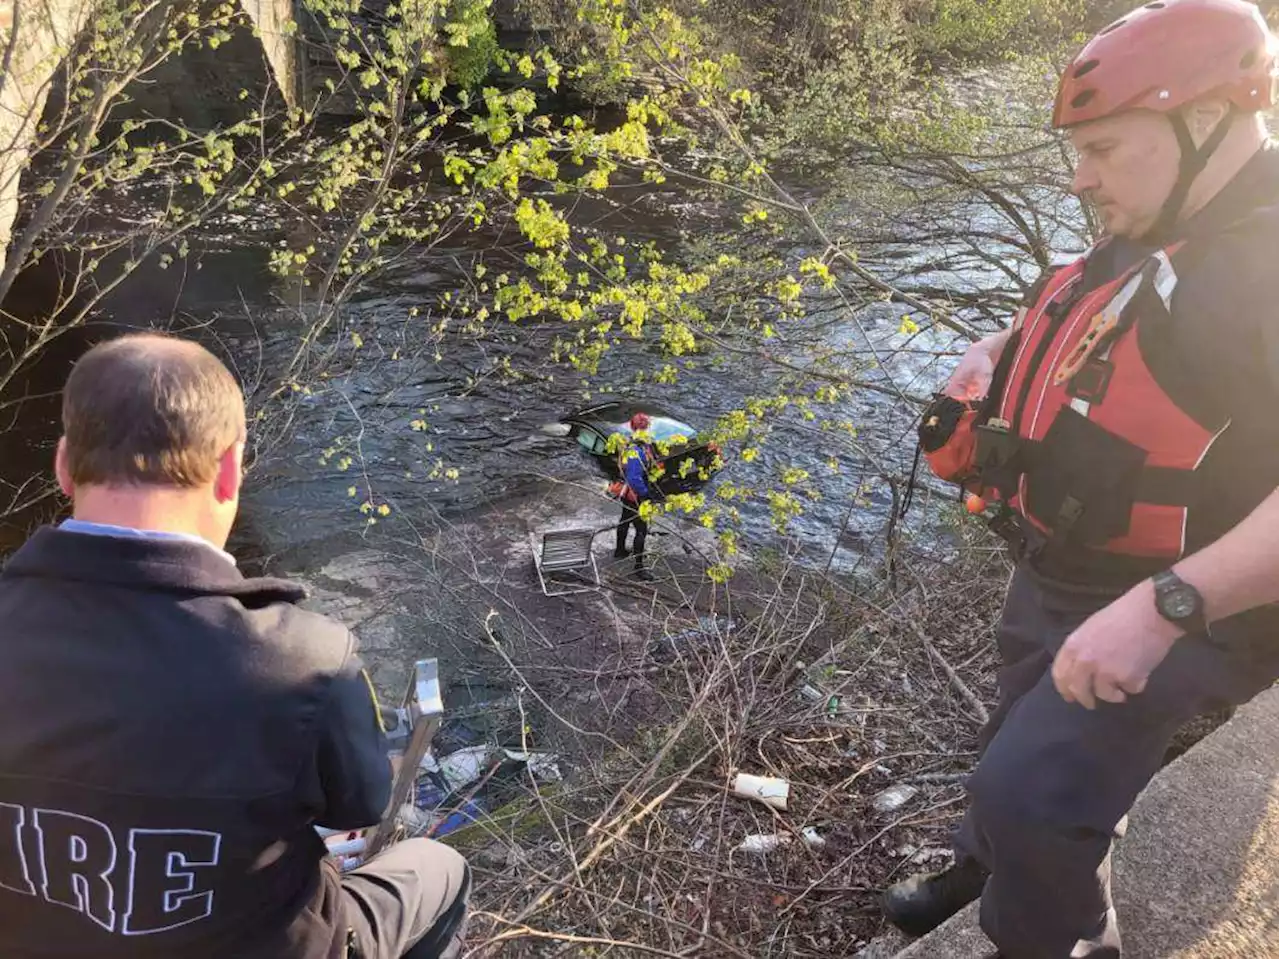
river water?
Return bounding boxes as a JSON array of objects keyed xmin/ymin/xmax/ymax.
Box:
[
  {"xmin": 226, "ymin": 250, "xmax": 954, "ymax": 573},
  {"xmin": 0, "ymin": 133, "xmax": 1038, "ymax": 581},
  {"xmin": 0, "ymin": 114, "xmax": 1051, "ymax": 806}
]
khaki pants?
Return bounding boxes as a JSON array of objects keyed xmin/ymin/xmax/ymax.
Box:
[{"xmin": 341, "ymin": 838, "xmax": 470, "ymax": 959}]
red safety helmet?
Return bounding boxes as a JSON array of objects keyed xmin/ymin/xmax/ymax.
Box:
[
  {"xmin": 629, "ymin": 412, "xmax": 651, "ymax": 431},
  {"xmin": 1053, "ymin": 0, "xmax": 1276, "ymax": 239},
  {"xmin": 1053, "ymin": 0, "xmax": 1277, "ymax": 129}
]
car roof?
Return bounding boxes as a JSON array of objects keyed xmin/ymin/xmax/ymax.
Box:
[{"xmin": 563, "ymin": 401, "xmax": 699, "ymax": 437}]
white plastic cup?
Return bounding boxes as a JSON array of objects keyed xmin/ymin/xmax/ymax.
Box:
[{"xmin": 731, "ymin": 772, "xmax": 790, "ymax": 811}]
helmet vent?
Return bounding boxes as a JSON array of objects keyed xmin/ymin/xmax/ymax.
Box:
[
  {"xmin": 1143, "ymin": 2, "xmax": 1166, "ymax": 8},
  {"xmin": 1100, "ymin": 18, "xmax": 1127, "ymax": 34},
  {"xmin": 1240, "ymin": 49, "xmax": 1258, "ymax": 69},
  {"xmin": 1070, "ymin": 89, "xmax": 1097, "ymax": 110},
  {"xmin": 1073, "ymin": 58, "xmax": 1101, "ymax": 78}
]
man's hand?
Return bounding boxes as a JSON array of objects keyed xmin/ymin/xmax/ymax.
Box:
[
  {"xmin": 1051, "ymin": 583, "xmax": 1181, "ymax": 709},
  {"xmin": 944, "ymin": 329, "xmax": 1011, "ymax": 400},
  {"xmin": 1053, "ymin": 490, "xmax": 1279, "ymax": 709}
]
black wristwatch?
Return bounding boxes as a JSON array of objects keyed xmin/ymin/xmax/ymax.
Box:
[{"xmin": 1152, "ymin": 570, "xmax": 1208, "ymax": 637}]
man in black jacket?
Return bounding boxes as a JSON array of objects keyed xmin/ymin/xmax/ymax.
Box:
[{"xmin": 0, "ymin": 334, "xmax": 469, "ymax": 958}]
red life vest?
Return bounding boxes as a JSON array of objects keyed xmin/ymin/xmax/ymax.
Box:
[
  {"xmin": 980, "ymin": 240, "xmax": 1226, "ymax": 572},
  {"xmin": 612, "ymin": 441, "xmax": 656, "ymax": 504}
]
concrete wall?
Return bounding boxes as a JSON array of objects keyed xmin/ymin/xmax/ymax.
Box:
[
  {"xmin": 239, "ymin": 0, "xmax": 299, "ymax": 109},
  {"xmin": 892, "ymin": 688, "xmax": 1279, "ymax": 959},
  {"xmin": 0, "ymin": 0, "xmax": 102, "ymax": 280},
  {"xmin": 0, "ymin": 0, "xmax": 298, "ymax": 280}
]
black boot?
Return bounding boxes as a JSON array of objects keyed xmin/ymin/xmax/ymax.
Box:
[
  {"xmin": 613, "ymin": 547, "xmax": 631, "ymax": 559},
  {"xmin": 881, "ymin": 857, "xmax": 988, "ymax": 937},
  {"xmin": 633, "ymin": 557, "xmax": 654, "ymax": 582}
]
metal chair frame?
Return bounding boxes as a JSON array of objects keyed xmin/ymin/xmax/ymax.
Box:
[{"xmin": 530, "ymin": 528, "xmax": 601, "ymax": 596}]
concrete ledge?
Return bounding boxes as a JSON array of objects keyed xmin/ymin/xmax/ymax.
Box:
[{"xmin": 894, "ymin": 687, "xmax": 1279, "ymax": 958}]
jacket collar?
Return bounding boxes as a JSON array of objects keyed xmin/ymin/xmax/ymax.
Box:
[
  {"xmin": 58, "ymin": 518, "xmax": 238, "ymax": 567},
  {"xmin": 1, "ymin": 527, "xmax": 307, "ymax": 605}
]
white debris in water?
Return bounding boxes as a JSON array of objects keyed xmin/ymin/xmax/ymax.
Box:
[
  {"xmin": 798, "ymin": 684, "xmax": 826, "ymax": 703},
  {"xmin": 911, "ymin": 847, "xmax": 951, "ymax": 865}
]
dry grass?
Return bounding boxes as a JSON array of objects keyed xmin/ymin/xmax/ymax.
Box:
[{"xmin": 424, "ymin": 542, "xmax": 1011, "ymax": 958}]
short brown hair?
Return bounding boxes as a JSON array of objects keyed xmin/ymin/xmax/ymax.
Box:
[{"xmin": 62, "ymin": 333, "xmax": 246, "ymax": 487}]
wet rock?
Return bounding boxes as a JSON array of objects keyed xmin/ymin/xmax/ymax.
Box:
[
  {"xmin": 353, "ymin": 612, "xmax": 404, "ymax": 653},
  {"xmin": 315, "ymin": 550, "xmax": 404, "ymax": 594}
]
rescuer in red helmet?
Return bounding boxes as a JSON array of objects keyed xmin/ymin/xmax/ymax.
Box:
[
  {"xmin": 886, "ymin": 1, "xmax": 1278, "ymax": 953},
  {"xmin": 614, "ymin": 411, "xmax": 658, "ymax": 581}
]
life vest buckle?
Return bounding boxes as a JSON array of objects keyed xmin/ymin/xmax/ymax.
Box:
[
  {"xmin": 1066, "ymin": 357, "xmax": 1114, "ymax": 404},
  {"xmin": 974, "ymin": 418, "xmax": 1015, "ymax": 464},
  {"xmin": 987, "ymin": 504, "xmax": 1023, "ymax": 547}
]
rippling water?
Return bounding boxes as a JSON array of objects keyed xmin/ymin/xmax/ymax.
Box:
[{"xmin": 2, "ymin": 167, "xmax": 998, "ymax": 572}]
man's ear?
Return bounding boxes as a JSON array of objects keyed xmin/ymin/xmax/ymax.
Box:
[
  {"xmin": 54, "ymin": 438, "xmax": 74, "ymax": 499},
  {"xmin": 1184, "ymin": 98, "xmax": 1232, "ymax": 148},
  {"xmin": 213, "ymin": 442, "xmax": 244, "ymax": 504}
]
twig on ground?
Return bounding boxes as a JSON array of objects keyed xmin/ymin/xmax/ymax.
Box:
[
  {"xmin": 902, "ymin": 615, "xmax": 990, "ymax": 725},
  {"xmin": 469, "ymin": 913, "xmax": 703, "ymax": 958},
  {"xmin": 906, "ymin": 771, "xmax": 971, "ymax": 784},
  {"xmin": 494, "ymin": 748, "xmax": 714, "ymax": 941}
]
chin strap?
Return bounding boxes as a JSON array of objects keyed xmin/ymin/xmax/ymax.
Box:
[{"xmin": 1146, "ymin": 105, "xmax": 1235, "ymax": 242}]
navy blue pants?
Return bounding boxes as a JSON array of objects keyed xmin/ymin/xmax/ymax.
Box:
[
  {"xmin": 616, "ymin": 501, "xmax": 648, "ymax": 558},
  {"xmin": 955, "ymin": 566, "xmax": 1272, "ymax": 958}
]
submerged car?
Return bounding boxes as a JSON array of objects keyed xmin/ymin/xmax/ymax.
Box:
[{"xmin": 557, "ymin": 401, "xmax": 723, "ymax": 495}]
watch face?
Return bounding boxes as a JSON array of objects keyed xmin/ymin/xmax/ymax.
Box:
[{"xmin": 1162, "ymin": 586, "xmax": 1199, "ymax": 620}]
